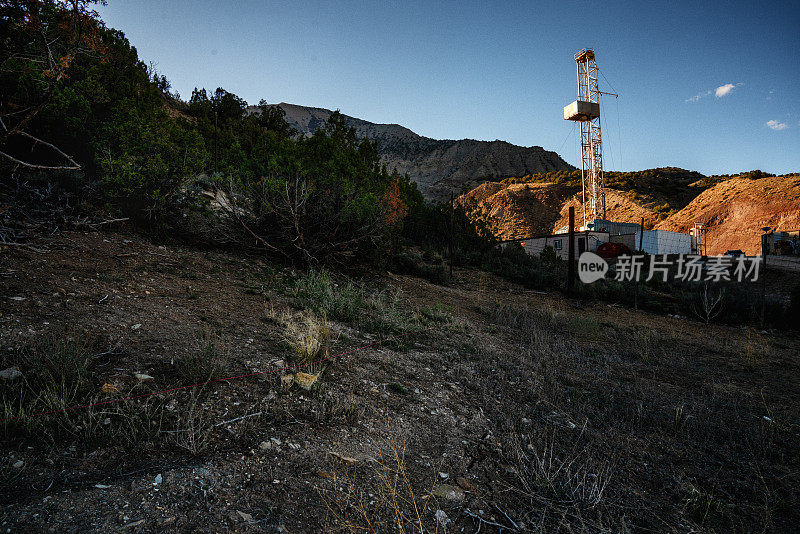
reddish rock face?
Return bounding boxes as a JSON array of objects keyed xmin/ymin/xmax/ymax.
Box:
[
  {"xmin": 457, "ymin": 181, "xmax": 657, "ymax": 241},
  {"xmin": 655, "ymin": 175, "xmax": 800, "ymax": 255}
]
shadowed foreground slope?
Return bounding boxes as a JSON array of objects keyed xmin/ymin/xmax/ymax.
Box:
[{"xmin": 0, "ymin": 231, "xmax": 798, "ymax": 532}]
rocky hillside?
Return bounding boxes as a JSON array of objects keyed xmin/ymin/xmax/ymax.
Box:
[
  {"xmin": 456, "ymin": 182, "xmax": 573, "ymax": 240},
  {"xmin": 251, "ymin": 103, "xmax": 573, "ymax": 201},
  {"xmin": 458, "ymin": 172, "xmax": 800, "ymax": 254},
  {"xmin": 656, "ymin": 174, "xmax": 800, "ymax": 254},
  {"xmin": 458, "ymin": 181, "xmax": 660, "ymax": 241}
]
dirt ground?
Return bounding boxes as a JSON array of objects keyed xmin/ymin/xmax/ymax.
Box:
[{"xmin": 1, "ymin": 230, "xmax": 798, "ymax": 532}]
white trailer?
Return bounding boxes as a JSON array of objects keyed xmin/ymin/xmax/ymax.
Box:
[{"xmin": 639, "ymin": 229, "xmax": 693, "ymax": 255}]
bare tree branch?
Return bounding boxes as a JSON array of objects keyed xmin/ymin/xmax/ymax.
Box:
[
  {"xmin": 16, "ymin": 130, "xmax": 80, "ymax": 168},
  {"xmin": 0, "ymin": 149, "xmax": 80, "ymax": 170},
  {"xmin": 1, "ymin": 0, "xmax": 107, "ymax": 169}
]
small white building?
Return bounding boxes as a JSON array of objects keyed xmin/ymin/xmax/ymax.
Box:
[
  {"xmin": 639, "ymin": 229, "xmax": 694, "ymax": 255},
  {"xmin": 504, "ymin": 218, "xmax": 696, "ymax": 259},
  {"xmin": 503, "ymin": 230, "xmax": 609, "ymax": 260}
]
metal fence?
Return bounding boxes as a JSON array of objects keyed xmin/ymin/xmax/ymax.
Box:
[{"xmin": 764, "ymin": 230, "xmax": 800, "ymax": 273}]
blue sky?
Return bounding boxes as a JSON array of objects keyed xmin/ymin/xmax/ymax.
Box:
[{"xmin": 98, "ymin": 0, "xmax": 799, "ymax": 175}]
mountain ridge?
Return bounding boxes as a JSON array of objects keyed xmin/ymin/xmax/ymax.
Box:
[{"xmin": 250, "ymin": 103, "xmax": 574, "ymax": 201}]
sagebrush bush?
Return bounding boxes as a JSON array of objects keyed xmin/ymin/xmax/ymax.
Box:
[
  {"xmin": 291, "ymin": 270, "xmax": 418, "ymax": 336},
  {"xmin": 390, "ymin": 249, "xmax": 450, "ymax": 285},
  {"xmin": 282, "ymin": 311, "xmax": 332, "ymax": 370},
  {"xmin": 291, "ymin": 270, "xmax": 364, "ymax": 323}
]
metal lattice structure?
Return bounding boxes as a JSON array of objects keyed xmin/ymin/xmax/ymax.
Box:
[{"xmin": 564, "ymin": 48, "xmax": 606, "ymax": 227}]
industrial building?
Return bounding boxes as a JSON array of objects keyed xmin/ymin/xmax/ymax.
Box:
[
  {"xmin": 585, "ymin": 219, "xmax": 696, "ymax": 255},
  {"xmin": 504, "ymin": 218, "xmax": 699, "ymax": 260},
  {"xmin": 506, "ymin": 230, "xmax": 610, "ymax": 261}
]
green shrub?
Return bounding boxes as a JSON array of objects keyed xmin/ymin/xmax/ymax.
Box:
[
  {"xmin": 483, "ymin": 243, "xmax": 565, "ymax": 291},
  {"xmin": 422, "ymin": 249, "xmax": 443, "ymax": 264},
  {"xmin": 291, "ymin": 270, "xmax": 418, "ymax": 336},
  {"xmin": 360, "ymin": 289, "xmax": 419, "ymax": 336},
  {"xmin": 388, "ymin": 382, "xmax": 408, "ymax": 394},
  {"xmin": 389, "ymin": 250, "xmax": 450, "ymax": 285},
  {"xmin": 291, "ymin": 270, "xmax": 364, "ymax": 323},
  {"xmin": 420, "ymin": 303, "xmax": 454, "ymax": 324}
]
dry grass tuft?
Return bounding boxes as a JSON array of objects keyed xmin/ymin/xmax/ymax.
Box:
[
  {"xmin": 280, "ymin": 310, "xmax": 334, "ymax": 376},
  {"xmin": 321, "ymin": 414, "xmax": 436, "ymax": 533},
  {"xmin": 169, "ymin": 394, "xmax": 214, "ymax": 456},
  {"xmin": 742, "ymin": 327, "xmax": 770, "ymax": 366},
  {"xmin": 510, "ymin": 431, "xmax": 612, "ymax": 509}
]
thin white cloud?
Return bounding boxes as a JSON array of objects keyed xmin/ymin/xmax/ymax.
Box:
[
  {"xmin": 715, "ymin": 82, "xmax": 742, "ymax": 98},
  {"xmin": 766, "ymin": 120, "xmax": 788, "ymax": 131},
  {"xmin": 715, "ymin": 84, "xmax": 735, "ymax": 97},
  {"xmin": 685, "ymin": 90, "xmax": 711, "ymax": 103},
  {"xmin": 685, "ymin": 82, "xmax": 742, "ymax": 103}
]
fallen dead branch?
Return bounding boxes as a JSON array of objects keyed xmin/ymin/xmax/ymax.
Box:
[
  {"xmin": 464, "ymin": 509, "xmax": 520, "ymax": 532},
  {"xmin": 214, "ymin": 412, "xmax": 263, "ymax": 427}
]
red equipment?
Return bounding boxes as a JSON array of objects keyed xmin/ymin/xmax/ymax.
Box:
[{"xmin": 596, "ymin": 242, "xmax": 631, "ymax": 258}]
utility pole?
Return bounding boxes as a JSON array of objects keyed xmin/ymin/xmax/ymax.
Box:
[
  {"xmin": 639, "ymin": 218, "xmax": 645, "ymax": 251},
  {"xmin": 214, "ymin": 109, "xmax": 218, "ymax": 175},
  {"xmin": 760, "ymin": 227, "xmax": 770, "ymax": 328},
  {"xmin": 635, "ymin": 217, "xmax": 644, "ymax": 310},
  {"xmin": 449, "ymin": 194, "xmax": 455, "ymax": 279},
  {"xmin": 568, "ymin": 206, "xmax": 575, "ymax": 296}
]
